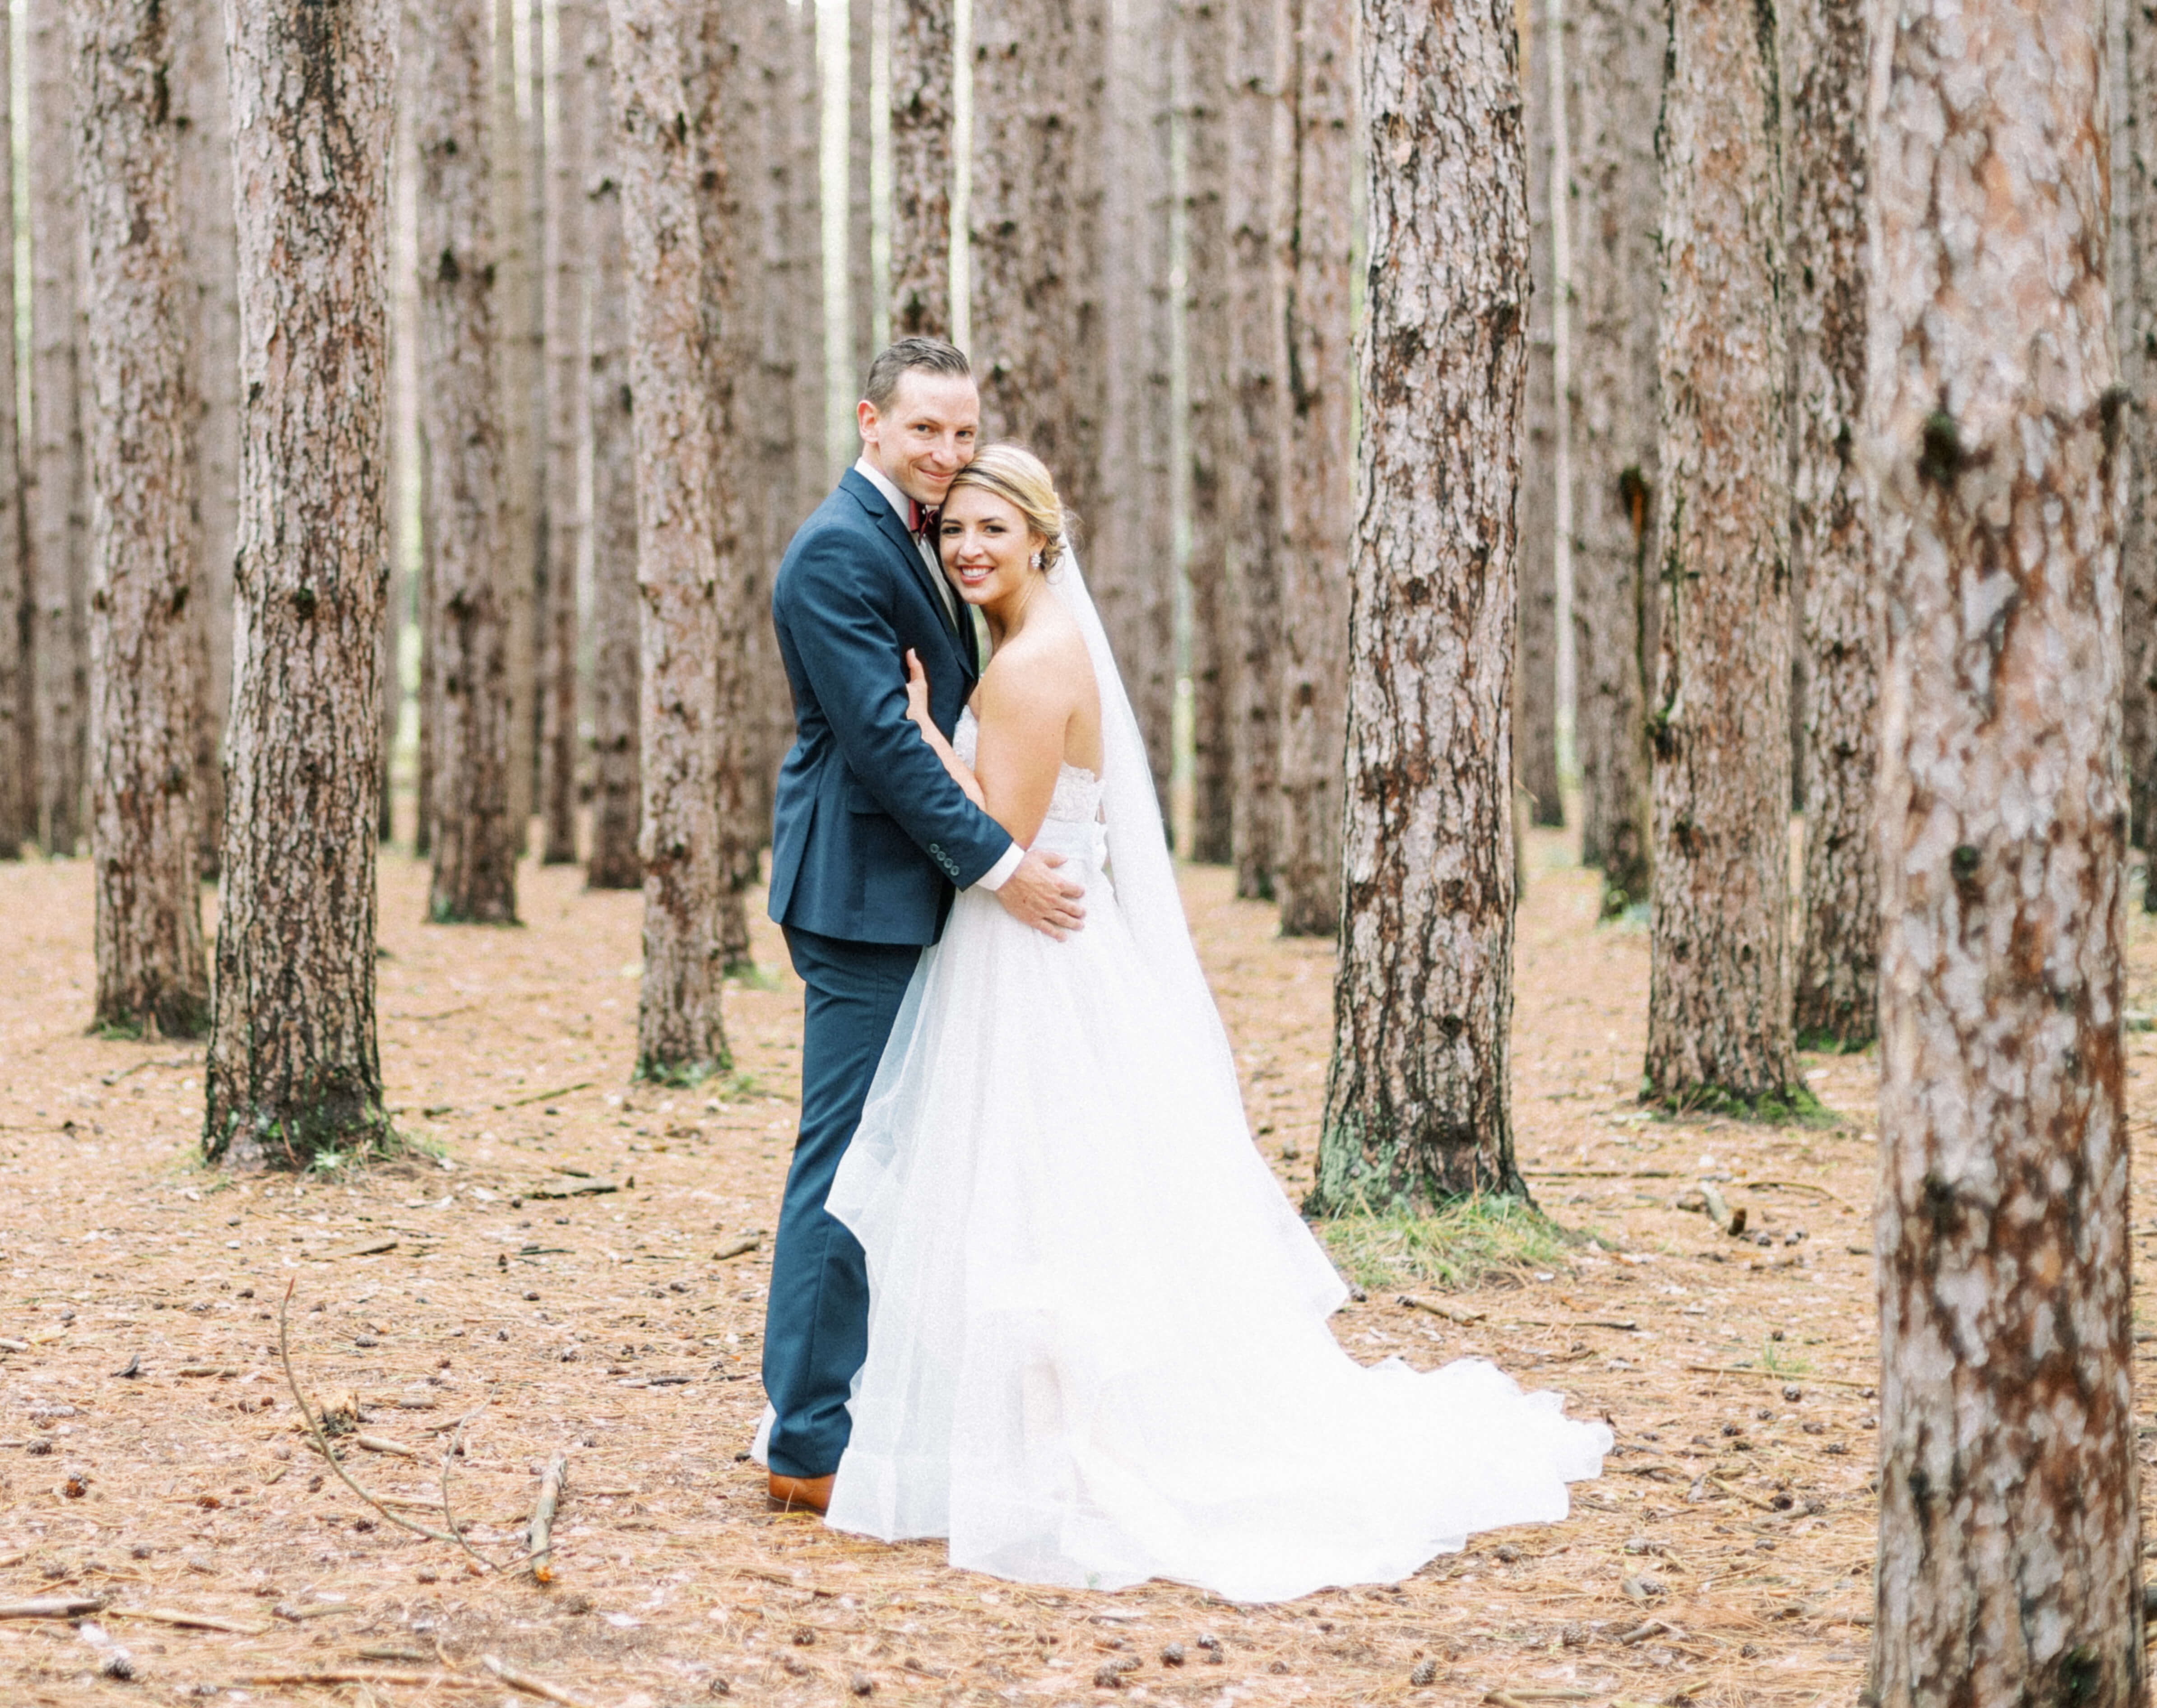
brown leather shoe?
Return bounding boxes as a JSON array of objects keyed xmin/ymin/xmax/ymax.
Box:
[{"xmin": 767, "ymin": 1472, "xmax": 835, "ymax": 1515}]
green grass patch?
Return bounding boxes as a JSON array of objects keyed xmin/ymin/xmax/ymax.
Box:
[
  {"xmin": 1649, "ymin": 1081, "xmax": 1840, "ymax": 1127},
  {"xmin": 724, "ymin": 960, "xmax": 784, "ymax": 992},
  {"xmin": 634, "ymin": 1054, "xmax": 734, "ymax": 1091},
  {"xmin": 1316, "ymin": 1193, "xmax": 1592, "ymax": 1293},
  {"xmin": 1756, "ymin": 1337, "xmax": 1812, "ymax": 1380}
]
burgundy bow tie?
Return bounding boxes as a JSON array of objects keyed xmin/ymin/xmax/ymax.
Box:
[{"xmin": 909, "ymin": 500, "xmax": 940, "ymax": 541}]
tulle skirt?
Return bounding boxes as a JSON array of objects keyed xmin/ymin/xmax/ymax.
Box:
[{"xmin": 823, "ymin": 830, "xmax": 1610, "ymax": 1601}]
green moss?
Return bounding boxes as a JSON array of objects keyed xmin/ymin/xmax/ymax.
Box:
[
  {"xmin": 1647, "ymin": 1080, "xmax": 1839, "ymax": 1127},
  {"xmin": 634, "ymin": 1053, "xmax": 735, "ymax": 1090},
  {"xmin": 1315, "ymin": 1193, "xmax": 1591, "ymax": 1294}
]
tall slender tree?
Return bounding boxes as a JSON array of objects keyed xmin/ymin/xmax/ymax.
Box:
[
  {"xmin": 1566, "ymin": 0, "xmax": 1658, "ymax": 910},
  {"xmin": 889, "ymin": 0, "xmax": 952, "ymax": 336},
  {"xmin": 1312, "ymin": 0, "xmax": 1527, "ymax": 1211},
  {"xmin": 584, "ymin": 0, "xmax": 640, "ymax": 892},
  {"xmin": 2121, "ymin": 0, "xmax": 2157, "ymax": 888},
  {"xmin": 28, "ymin": 0, "xmax": 89, "ymax": 857},
  {"xmin": 539, "ymin": 0, "xmax": 591, "ymax": 866},
  {"xmin": 1273, "ymin": 0, "xmax": 1353, "ymax": 936},
  {"xmin": 791, "ymin": 0, "xmax": 829, "ymax": 517},
  {"xmin": 849, "ymin": 0, "xmax": 878, "ymax": 372},
  {"xmin": 1515, "ymin": 0, "xmax": 1562, "ymax": 828},
  {"xmin": 1869, "ymin": 1, "xmax": 2140, "ymax": 1696},
  {"xmin": 1182, "ymin": 0, "xmax": 1234, "ymax": 862},
  {"xmin": 417, "ymin": 0, "xmax": 518, "ymax": 924},
  {"xmin": 0, "ymin": 9, "xmax": 30, "ymax": 863},
  {"xmin": 1641, "ymin": 0, "xmax": 1795, "ymax": 1107},
  {"xmin": 1227, "ymin": 0, "xmax": 1287, "ymax": 899},
  {"xmin": 493, "ymin": 0, "xmax": 538, "ymax": 857},
  {"xmin": 1786, "ymin": 0, "xmax": 1876, "ymax": 1046},
  {"xmin": 609, "ymin": 0, "xmax": 734, "ymax": 1081},
  {"xmin": 75, "ymin": 0, "xmax": 209, "ymax": 1040},
  {"xmin": 207, "ymin": 0, "xmax": 396, "ymax": 1169}
]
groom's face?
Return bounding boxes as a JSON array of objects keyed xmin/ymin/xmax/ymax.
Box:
[{"xmin": 858, "ymin": 371, "xmax": 981, "ymax": 507}]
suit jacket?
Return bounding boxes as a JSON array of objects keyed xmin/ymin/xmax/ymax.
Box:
[{"xmin": 767, "ymin": 469, "xmax": 1014, "ymax": 945}]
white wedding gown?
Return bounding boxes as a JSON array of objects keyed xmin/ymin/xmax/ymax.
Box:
[{"xmin": 816, "ymin": 670, "xmax": 1610, "ymax": 1600}]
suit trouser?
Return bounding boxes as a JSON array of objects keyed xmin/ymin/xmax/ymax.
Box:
[{"xmin": 762, "ymin": 924, "xmax": 922, "ymax": 1479}]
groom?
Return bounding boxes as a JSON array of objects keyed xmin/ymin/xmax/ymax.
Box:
[{"xmin": 761, "ymin": 338, "xmax": 1086, "ymax": 1513}]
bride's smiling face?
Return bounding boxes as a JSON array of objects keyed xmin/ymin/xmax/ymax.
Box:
[{"xmin": 938, "ymin": 487, "xmax": 1045, "ymax": 613}]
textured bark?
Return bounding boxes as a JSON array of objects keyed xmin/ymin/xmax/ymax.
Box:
[
  {"xmin": 849, "ymin": 0, "xmax": 877, "ymax": 374},
  {"xmin": 207, "ymin": 0, "xmax": 396, "ymax": 1170},
  {"xmin": 608, "ymin": 0, "xmax": 734, "ymax": 1079},
  {"xmin": 173, "ymin": 0, "xmax": 238, "ymax": 877},
  {"xmin": 385, "ymin": 34, "xmax": 422, "ymax": 846},
  {"xmin": 493, "ymin": 0, "xmax": 538, "ymax": 857},
  {"xmin": 2124, "ymin": 0, "xmax": 2157, "ymax": 879},
  {"xmin": 539, "ymin": 0, "xmax": 591, "ymax": 866},
  {"xmin": 1182, "ymin": 0, "xmax": 1234, "ymax": 863},
  {"xmin": 0, "ymin": 8, "xmax": 30, "ymax": 862},
  {"xmin": 1565, "ymin": 0, "xmax": 1658, "ymax": 908},
  {"xmin": 1515, "ymin": 0, "xmax": 1563, "ymax": 828},
  {"xmin": 28, "ymin": 0, "xmax": 89, "ymax": 857},
  {"xmin": 584, "ymin": 0, "xmax": 639, "ymax": 892},
  {"xmin": 414, "ymin": 424, "xmax": 438, "ymax": 857},
  {"xmin": 1641, "ymin": 0, "xmax": 1795, "ymax": 1106},
  {"xmin": 789, "ymin": 1, "xmax": 829, "ymax": 521},
  {"xmin": 889, "ymin": 0, "xmax": 951, "ymax": 335},
  {"xmin": 76, "ymin": 0, "xmax": 209, "ymax": 1041},
  {"xmin": 1226, "ymin": 0, "xmax": 1287, "ymax": 898},
  {"xmin": 1785, "ymin": 0, "xmax": 1876, "ymax": 1048},
  {"xmin": 1868, "ymin": 2, "xmax": 2141, "ymax": 1696},
  {"xmin": 418, "ymin": 0, "xmax": 519, "ymax": 924},
  {"xmin": 1312, "ymin": 0, "xmax": 1525, "ymax": 1211},
  {"xmin": 1273, "ymin": 0, "xmax": 1353, "ymax": 937}
]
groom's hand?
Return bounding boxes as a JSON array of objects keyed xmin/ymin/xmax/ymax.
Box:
[{"xmin": 996, "ymin": 849, "xmax": 1087, "ymax": 940}]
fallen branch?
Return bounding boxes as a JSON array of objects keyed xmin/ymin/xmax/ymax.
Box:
[
  {"xmin": 1681, "ymin": 1363, "xmax": 1873, "ymax": 1390},
  {"xmin": 99, "ymin": 1053, "xmax": 196, "ymax": 1087},
  {"xmin": 1698, "ymin": 1183, "xmax": 1745, "ymax": 1237},
  {"xmin": 506, "ymin": 1080, "xmax": 596, "ymax": 1108},
  {"xmin": 107, "ymin": 1607, "xmax": 268, "ymax": 1636},
  {"xmin": 1520, "ymin": 1169, "xmax": 1678, "ymax": 1180},
  {"xmin": 354, "ymin": 1434, "xmax": 419, "ymax": 1458},
  {"xmin": 1485, "ymin": 1691, "xmax": 1594, "ymax": 1705},
  {"xmin": 528, "ymin": 1451, "xmax": 569, "ymax": 1583},
  {"xmin": 0, "ymin": 1598, "xmax": 104, "ymax": 1620},
  {"xmin": 1708, "ymin": 1476, "xmax": 1784, "ymax": 1513},
  {"xmin": 1737, "ymin": 1177, "xmax": 1861, "ymax": 1214},
  {"xmin": 713, "ymin": 1234, "xmax": 761, "ymax": 1262},
  {"xmin": 1396, "ymin": 1295, "xmax": 1485, "ymax": 1325},
  {"xmin": 483, "ymin": 1652, "xmax": 598, "ymax": 1707},
  {"xmin": 232, "ymin": 1672, "xmax": 491, "ymax": 1691},
  {"xmin": 1614, "ymin": 1618, "xmax": 1674, "ymax": 1646}
]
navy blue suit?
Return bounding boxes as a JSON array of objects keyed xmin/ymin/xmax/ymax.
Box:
[{"xmin": 762, "ymin": 469, "xmax": 1014, "ymax": 1478}]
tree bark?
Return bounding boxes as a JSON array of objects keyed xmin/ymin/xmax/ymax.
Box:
[
  {"xmin": 173, "ymin": 0, "xmax": 238, "ymax": 878},
  {"xmin": 1640, "ymin": 0, "xmax": 1795, "ymax": 1108},
  {"xmin": 2122, "ymin": 0, "xmax": 2157, "ymax": 886},
  {"xmin": 418, "ymin": 0, "xmax": 519, "ymax": 924},
  {"xmin": 889, "ymin": 0, "xmax": 951, "ymax": 336},
  {"xmin": 1311, "ymin": 0, "xmax": 1526, "ymax": 1212},
  {"xmin": 608, "ymin": 0, "xmax": 734, "ymax": 1080},
  {"xmin": 493, "ymin": 0, "xmax": 538, "ymax": 859},
  {"xmin": 1182, "ymin": 0, "xmax": 1234, "ymax": 863},
  {"xmin": 1272, "ymin": 0, "xmax": 1352, "ymax": 937},
  {"xmin": 1226, "ymin": 0, "xmax": 1286, "ymax": 900},
  {"xmin": 539, "ymin": 0, "xmax": 590, "ymax": 866},
  {"xmin": 1785, "ymin": 0, "xmax": 1876, "ymax": 1049},
  {"xmin": 849, "ymin": 0, "xmax": 877, "ymax": 374},
  {"xmin": 1565, "ymin": 0, "xmax": 1657, "ymax": 910},
  {"xmin": 1868, "ymin": 1, "xmax": 2141, "ymax": 1696},
  {"xmin": 1515, "ymin": 0, "xmax": 1562, "ymax": 829},
  {"xmin": 0, "ymin": 6, "xmax": 30, "ymax": 863},
  {"xmin": 28, "ymin": 0, "xmax": 89, "ymax": 858},
  {"xmin": 75, "ymin": 0, "xmax": 209, "ymax": 1041},
  {"xmin": 584, "ymin": 0, "xmax": 639, "ymax": 892},
  {"xmin": 207, "ymin": 0, "xmax": 396, "ymax": 1170},
  {"xmin": 790, "ymin": 0, "xmax": 829, "ymax": 520}
]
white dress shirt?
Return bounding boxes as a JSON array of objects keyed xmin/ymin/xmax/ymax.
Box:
[{"xmin": 853, "ymin": 455, "xmax": 1023, "ymax": 893}]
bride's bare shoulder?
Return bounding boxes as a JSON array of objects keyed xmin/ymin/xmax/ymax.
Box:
[{"xmin": 980, "ymin": 603, "xmax": 1095, "ymax": 714}]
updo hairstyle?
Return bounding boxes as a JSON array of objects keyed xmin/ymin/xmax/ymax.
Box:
[{"xmin": 945, "ymin": 444, "xmax": 1072, "ymax": 574}]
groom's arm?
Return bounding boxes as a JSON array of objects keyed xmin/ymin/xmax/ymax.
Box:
[{"xmin": 775, "ymin": 530, "xmax": 1016, "ymax": 889}]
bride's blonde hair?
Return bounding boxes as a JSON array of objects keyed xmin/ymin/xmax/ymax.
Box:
[{"xmin": 946, "ymin": 444, "xmax": 1071, "ymax": 573}]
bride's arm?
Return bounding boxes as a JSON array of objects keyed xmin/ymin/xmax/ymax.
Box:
[{"xmin": 902, "ymin": 650, "xmax": 986, "ymax": 808}]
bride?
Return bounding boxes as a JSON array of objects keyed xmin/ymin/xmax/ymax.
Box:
[{"xmin": 819, "ymin": 444, "xmax": 1609, "ymax": 1601}]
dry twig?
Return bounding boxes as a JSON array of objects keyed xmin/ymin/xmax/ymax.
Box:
[
  {"xmin": 483, "ymin": 1652, "xmax": 599, "ymax": 1707},
  {"xmin": 528, "ymin": 1450, "xmax": 569, "ymax": 1582}
]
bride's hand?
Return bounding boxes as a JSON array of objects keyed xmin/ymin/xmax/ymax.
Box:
[{"xmin": 903, "ymin": 649, "xmax": 933, "ymax": 730}]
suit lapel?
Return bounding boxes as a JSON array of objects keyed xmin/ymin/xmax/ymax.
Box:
[{"xmin": 844, "ymin": 471, "xmax": 977, "ymax": 679}]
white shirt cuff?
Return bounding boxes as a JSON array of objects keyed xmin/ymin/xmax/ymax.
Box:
[{"xmin": 974, "ymin": 842, "xmax": 1025, "ymax": 892}]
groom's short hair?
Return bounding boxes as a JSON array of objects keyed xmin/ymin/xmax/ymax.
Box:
[{"xmin": 863, "ymin": 338, "xmax": 972, "ymax": 412}]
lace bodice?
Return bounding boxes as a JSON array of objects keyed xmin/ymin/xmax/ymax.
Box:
[{"xmin": 955, "ymin": 706, "xmax": 1106, "ymax": 827}]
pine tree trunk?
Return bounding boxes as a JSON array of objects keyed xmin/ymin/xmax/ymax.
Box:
[
  {"xmin": 1785, "ymin": 0, "xmax": 1876, "ymax": 1049},
  {"xmin": 1515, "ymin": 0, "xmax": 1563, "ymax": 829},
  {"xmin": 2122, "ymin": 0, "xmax": 2157, "ymax": 884},
  {"xmin": 1869, "ymin": 0, "xmax": 2141, "ymax": 1694},
  {"xmin": 1226, "ymin": 0, "xmax": 1286, "ymax": 900},
  {"xmin": 1640, "ymin": 0, "xmax": 1795, "ymax": 1108},
  {"xmin": 0, "ymin": 6, "xmax": 30, "ymax": 863},
  {"xmin": 75, "ymin": 0, "xmax": 210, "ymax": 1041},
  {"xmin": 28, "ymin": 0, "xmax": 88, "ymax": 857},
  {"xmin": 173, "ymin": 0, "xmax": 237, "ymax": 879},
  {"xmin": 1182, "ymin": 0, "xmax": 1234, "ymax": 863},
  {"xmin": 584, "ymin": 0, "xmax": 640, "ymax": 893},
  {"xmin": 849, "ymin": 0, "xmax": 877, "ymax": 373},
  {"xmin": 792, "ymin": 0, "xmax": 829, "ymax": 516},
  {"xmin": 492, "ymin": 0, "xmax": 538, "ymax": 859},
  {"xmin": 889, "ymin": 0, "xmax": 951, "ymax": 337},
  {"xmin": 418, "ymin": 0, "xmax": 519, "ymax": 924},
  {"xmin": 385, "ymin": 47, "xmax": 422, "ymax": 846},
  {"xmin": 539, "ymin": 0, "xmax": 590, "ymax": 866},
  {"xmin": 414, "ymin": 425, "xmax": 438, "ymax": 857},
  {"xmin": 1273, "ymin": 0, "xmax": 1352, "ymax": 938},
  {"xmin": 1312, "ymin": 0, "xmax": 1526, "ymax": 1211},
  {"xmin": 608, "ymin": 0, "xmax": 734, "ymax": 1079},
  {"xmin": 1565, "ymin": 0, "xmax": 1657, "ymax": 909},
  {"xmin": 207, "ymin": 0, "xmax": 396, "ymax": 1170}
]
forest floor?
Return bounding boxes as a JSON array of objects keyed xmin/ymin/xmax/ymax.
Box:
[{"xmin": 4, "ymin": 817, "xmax": 2156, "ymax": 1708}]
